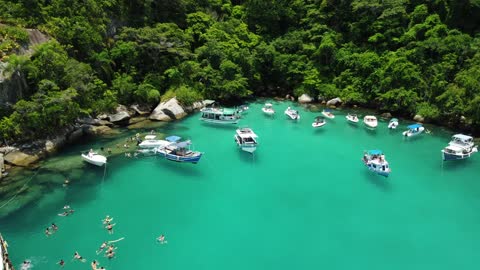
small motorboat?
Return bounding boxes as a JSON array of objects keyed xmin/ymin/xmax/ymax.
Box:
[
  {"xmin": 346, "ymin": 113, "xmax": 359, "ymax": 123},
  {"xmin": 262, "ymin": 103, "xmax": 275, "ymax": 116},
  {"xmin": 363, "ymin": 115, "xmax": 378, "ymax": 128},
  {"xmin": 237, "ymin": 104, "xmax": 249, "ymax": 114},
  {"xmin": 441, "ymin": 134, "xmax": 478, "ymax": 161},
  {"xmin": 285, "ymin": 107, "xmax": 300, "ymax": 120},
  {"xmin": 138, "ymin": 135, "xmax": 170, "ymax": 149},
  {"xmin": 312, "ymin": 116, "xmax": 327, "ymax": 128},
  {"xmin": 155, "ymin": 136, "xmax": 203, "ymax": 164},
  {"xmin": 81, "ymin": 150, "xmax": 107, "ymax": 166},
  {"xmin": 362, "ymin": 150, "xmax": 391, "ymax": 177},
  {"xmin": 234, "ymin": 127, "xmax": 258, "ymax": 153},
  {"xmin": 322, "ymin": 109, "xmax": 335, "ymax": 119},
  {"xmin": 402, "ymin": 124, "xmax": 424, "ymax": 137},
  {"xmin": 388, "ymin": 118, "xmax": 399, "ymax": 129}
]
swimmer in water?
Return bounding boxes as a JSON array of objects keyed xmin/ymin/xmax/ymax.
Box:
[
  {"xmin": 45, "ymin": 227, "xmax": 52, "ymax": 236},
  {"xmin": 156, "ymin": 234, "xmax": 167, "ymax": 244},
  {"xmin": 21, "ymin": 260, "xmax": 31, "ymax": 270},
  {"xmin": 73, "ymin": 251, "xmax": 86, "ymax": 262},
  {"xmin": 102, "ymin": 215, "xmax": 113, "ymax": 224},
  {"xmin": 69, "ymin": 209, "xmax": 75, "ymax": 214},
  {"xmin": 105, "ymin": 223, "xmax": 115, "ymax": 234},
  {"xmin": 51, "ymin": 223, "xmax": 58, "ymax": 231},
  {"xmin": 58, "ymin": 211, "xmax": 69, "ymax": 217},
  {"xmin": 63, "ymin": 179, "xmax": 69, "ymax": 187},
  {"xmin": 91, "ymin": 260, "xmax": 98, "ymax": 270},
  {"xmin": 58, "ymin": 259, "xmax": 65, "ymax": 267},
  {"xmin": 106, "ymin": 245, "xmax": 115, "ymax": 254},
  {"xmin": 96, "ymin": 242, "xmax": 108, "ymax": 254},
  {"xmin": 106, "ymin": 251, "xmax": 115, "ymax": 259},
  {"xmin": 63, "ymin": 205, "xmax": 70, "ymax": 209}
]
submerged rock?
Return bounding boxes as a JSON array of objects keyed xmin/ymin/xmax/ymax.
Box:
[
  {"xmin": 150, "ymin": 97, "xmax": 187, "ymax": 121},
  {"xmin": 4, "ymin": 150, "xmax": 39, "ymax": 167},
  {"xmin": 298, "ymin": 94, "xmax": 313, "ymax": 103}
]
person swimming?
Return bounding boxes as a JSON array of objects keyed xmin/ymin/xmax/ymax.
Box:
[
  {"xmin": 58, "ymin": 211, "xmax": 69, "ymax": 217},
  {"xmin": 96, "ymin": 242, "xmax": 108, "ymax": 254},
  {"xmin": 45, "ymin": 227, "xmax": 52, "ymax": 236},
  {"xmin": 63, "ymin": 179, "xmax": 70, "ymax": 187},
  {"xmin": 102, "ymin": 215, "xmax": 113, "ymax": 224},
  {"xmin": 58, "ymin": 259, "xmax": 65, "ymax": 267},
  {"xmin": 63, "ymin": 205, "xmax": 70, "ymax": 209},
  {"xmin": 21, "ymin": 260, "xmax": 31, "ymax": 270},
  {"xmin": 51, "ymin": 223, "xmax": 58, "ymax": 231},
  {"xmin": 105, "ymin": 223, "xmax": 115, "ymax": 234},
  {"xmin": 156, "ymin": 234, "xmax": 167, "ymax": 244},
  {"xmin": 106, "ymin": 251, "xmax": 115, "ymax": 259},
  {"xmin": 91, "ymin": 260, "xmax": 98, "ymax": 270},
  {"xmin": 73, "ymin": 251, "xmax": 86, "ymax": 262}
]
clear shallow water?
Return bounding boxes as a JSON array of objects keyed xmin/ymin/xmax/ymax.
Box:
[{"xmin": 1, "ymin": 101, "xmax": 480, "ymax": 270}]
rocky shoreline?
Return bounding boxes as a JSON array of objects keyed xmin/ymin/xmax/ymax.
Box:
[{"xmin": 0, "ymin": 98, "xmax": 214, "ymax": 179}]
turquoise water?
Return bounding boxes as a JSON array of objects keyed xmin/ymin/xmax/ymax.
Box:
[{"xmin": 1, "ymin": 101, "xmax": 480, "ymax": 270}]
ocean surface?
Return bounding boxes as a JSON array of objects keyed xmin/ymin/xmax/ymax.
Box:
[{"xmin": 1, "ymin": 101, "xmax": 480, "ymax": 270}]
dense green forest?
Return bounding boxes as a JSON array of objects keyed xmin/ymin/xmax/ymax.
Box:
[{"xmin": 1, "ymin": 0, "xmax": 480, "ymax": 140}]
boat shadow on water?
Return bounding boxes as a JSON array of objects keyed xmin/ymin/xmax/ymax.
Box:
[
  {"xmin": 236, "ymin": 149, "xmax": 259, "ymax": 163},
  {"xmin": 441, "ymin": 159, "xmax": 475, "ymax": 170},
  {"xmin": 364, "ymin": 171, "xmax": 391, "ymax": 192},
  {"xmin": 153, "ymin": 157, "xmax": 204, "ymax": 178}
]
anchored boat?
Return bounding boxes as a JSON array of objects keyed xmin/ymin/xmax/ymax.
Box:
[
  {"xmin": 322, "ymin": 109, "xmax": 335, "ymax": 119},
  {"xmin": 262, "ymin": 103, "xmax": 275, "ymax": 116},
  {"xmin": 138, "ymin": 135, "xmax": 170, "ymax": 149},
  {"xmin": 285, "ymin": 107, "xmax": 300, "ymax": 120},
  {"xmin": 346, "ymin": 113, "xmax": 359, "ymax": 123},
  {"xmin": 402, "ymin": 124, "xmax": 424, "ymax": 137},
  {"xmin": 312, "ymin": 116, "xmax": 327, "ymax": 128},
  {"xmin": 441, "ymin": 134, "xmax": 478, "ymax": 161},
  {"xmin": 200, "ymin": 107, "xmax": 240, "ymax": 124},
  {"xmin": 155, "ymin": 136, "xmax": 203, "ymax": 164},
  {"xmin": 363, "ymin": 115, "xmax": 378, "ymax": 128},
  {"xmin": 234, "ymin": 128, "xmax": 259, "ymax": 153},
  {"xmin": 362, "ymin": 150, "xmax": 391, "ymax": 177},
  {"xmin": 388, "ymin": 118, "xmax": 399, "ymax": 129},
  {"xmin": 81, "ymin": 150, "xmax": 107, "ymax": 166}
]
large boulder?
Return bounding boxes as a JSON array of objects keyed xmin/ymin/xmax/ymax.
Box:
[
  {"xmin": 4, "ymin": 150, "xmax": 39, "ymax": 167},
  {"xmin": 108, "ymin": 111, "xmax": 131, "ymax": 123},
  {"xmin": 413, "ymin": 114, "xmax": 424, "ymax": 123},
  {"xmin": 68, "ymin": 128, "xmax": 84, "ymax": 143},
  {"xmin": 326, "ymin": 97, "xmax": 342, "ymax": 106},
  {"xmin": 45, "ymin": 136, "xmax": 67, "ymax": 154},
  {"xmin": 298, "ymin": 94, "xmax": 313, "ymax": 103},
  {"xmin": 84, "ymin": 125, "xmax": 114, "ymax": 136},
  {"xmin": 130, "ymin": 104, "xmax": 151, "ymax": 115},
  {"xmin": 150, "ymin": 97, "xmax": 187, "ymax": 121}
]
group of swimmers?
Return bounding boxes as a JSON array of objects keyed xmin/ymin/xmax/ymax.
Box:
[
  {"xmin": 58, "ymin": 205, "xmax": 75, "ymax": 217},
  {"xmin": 44, "ymin": 223, "xmax": 58, "ymax": 237}
]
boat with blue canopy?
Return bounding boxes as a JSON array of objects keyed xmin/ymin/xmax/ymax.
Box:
[
  {"xmin": 362, "ymin": 150, "xmax": 391, "ymax": 177},
  {"xmin": 154, "ymin": 136, "xmax": 203, "ymax": 164},
  {"xmin": 402, "ymin": 123, "xmax": 424, "ymax": 137},
  {"xmin": 441, "ymin": 134, "xmax": 478, "ymax": 161}
]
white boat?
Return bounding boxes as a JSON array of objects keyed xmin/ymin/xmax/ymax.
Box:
[
  {"xmin": 262, "ymin": 103, "xmax": 275, "ymax": 115},
  {"xmin": 284, "ymin": 107, "xmax": 300, "ymax": 120},
  {"xmin": 237, "ymin": 104, "xmax": 249, "ymax": 114},
  {"xmin": 388, "ymin": 118, "xmax": 399, "ymax": 129},
  {"xmin": 346, "ymin": 113, "xmax": 359, "ymax": 123},
  {"xmin": 154, "ymin": 136, "xmax": 203, "ymax": 164},
  {"xmin": 441, "ymin": 134, "xmax": 478, "ymax": 161},
  {"xmin": 362, "ymin": 150, "xmax": 391, "ymax": 177},
  {"xmin": 200, "ymin": 107, "xmax": 240, "ymax": 124},
  {"xmin": 322, "ymin": 109, "xmax": 335, "ymax": 119},
  {"xmin": 234, "ymin": 127, "xmax": 258, "ymax": 153},
  {"xmin": 402, "ymin": 124, "xmax": 424, "ymax": 137},
  {"xmin": 312, "ymin": 116, "xmax": 326, "ymax": 128},
  {"xmin": 363, "ymin": 115, "xmax": 378, "ymax": 128},
  {"xmin": 138, "ymin": 135, "xmax": 170, "ymax": 149},
  {"xmin": 81, "ymin": 150, "xmax": 107, "ymax": 166}
]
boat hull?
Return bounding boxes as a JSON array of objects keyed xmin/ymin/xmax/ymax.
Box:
[
  {"xmin": 403, "ymin": 127, "xmax": 425, "ymax": 137},
  {"xmin": 365, "ymin": 163, "xmax": 390, "ymax": 177},
  {"xmin": 346, "ymin": 116, "xmax": 359, "ymax": 123},
  {"xmin": 442, "ymin": 148, "xmax": 478, "ymax": 161},
  {"xmin": 138, "ymin": 140, "xmax": 170, "ymax": 149},
  {"xmin": 200, "ymin": 118, "xmax": 239, "ymax": 124},
  {"xmin": 364, "ymin": 122, "xmax": 378, "ymax": 128},
  {"xmin": 388, "ymin": 122, "xmax": 398, "ymax": 129},
  {"xmin": 157, "ymin": 151, "xmax": 203, "ymax": 164},
  {"xmin": 262, "ymin": 108, "xmax": 275, "ymax": 115},
  {"xmin": 81, "ymin": 154, "xmax": 107, "ymax": 166},
  {"xmin": 322, "ymin": 112, "xmax": 335, "ymax": 119},
  {"xmin": 312, "ymin": 122, "xmax": 326, "ymax": 128}
]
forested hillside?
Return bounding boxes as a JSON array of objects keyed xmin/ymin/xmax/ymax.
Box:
[{"xmin": 1, "ymin": 0, "xmax": 480, "ymax": 140}]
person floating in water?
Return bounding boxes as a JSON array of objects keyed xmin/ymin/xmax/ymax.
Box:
[
  {"xmin": 106, "ymin": 223, "xmax": 116, "ymax": 234},
  {"xmin": 91, "ymin": 260, "xmax": 98, "ymax": 270},
  {"xmin": 102, "ymin": 215, "xmax": 113, "ymax": 225},
  {"xmin": 63, "ymin": 205, "xmax": 70, "ymax": 210},
  {"xmin": 96, "ymin": 242, "xmax": 108, "ymax": 254},
  {"xmin": 21, "ymin": 260, "xmax": 31, "ymax": 270},
  {"xmin": 105, "ymin": 250, "xmax": 115, "ymax": 259},
  {"xmin": 156, "ymin": 234, "xmax": 167, "ymax": 244},
  {"xmin": 63, "ymin": 179, "xmax": 70, "ymax": 187},
  {"xmin": 73, "ymin": 251, "xmax": 86, "ymax": 262},
  {"xmin": 57, "ymin": 259, "xmax": 65, "ymax": 267},
  {"xmin": 45, "ymin": 227, "xmax": 52, "ymax": 237},
  {"xmin": 51, "ymin": 223, "xmax": 58, "ymax": 231}
]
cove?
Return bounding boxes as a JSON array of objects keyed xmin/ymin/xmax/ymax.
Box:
[{"xmin": 1, "ymin": 100, "xmax": 480, "ymax": 270}]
